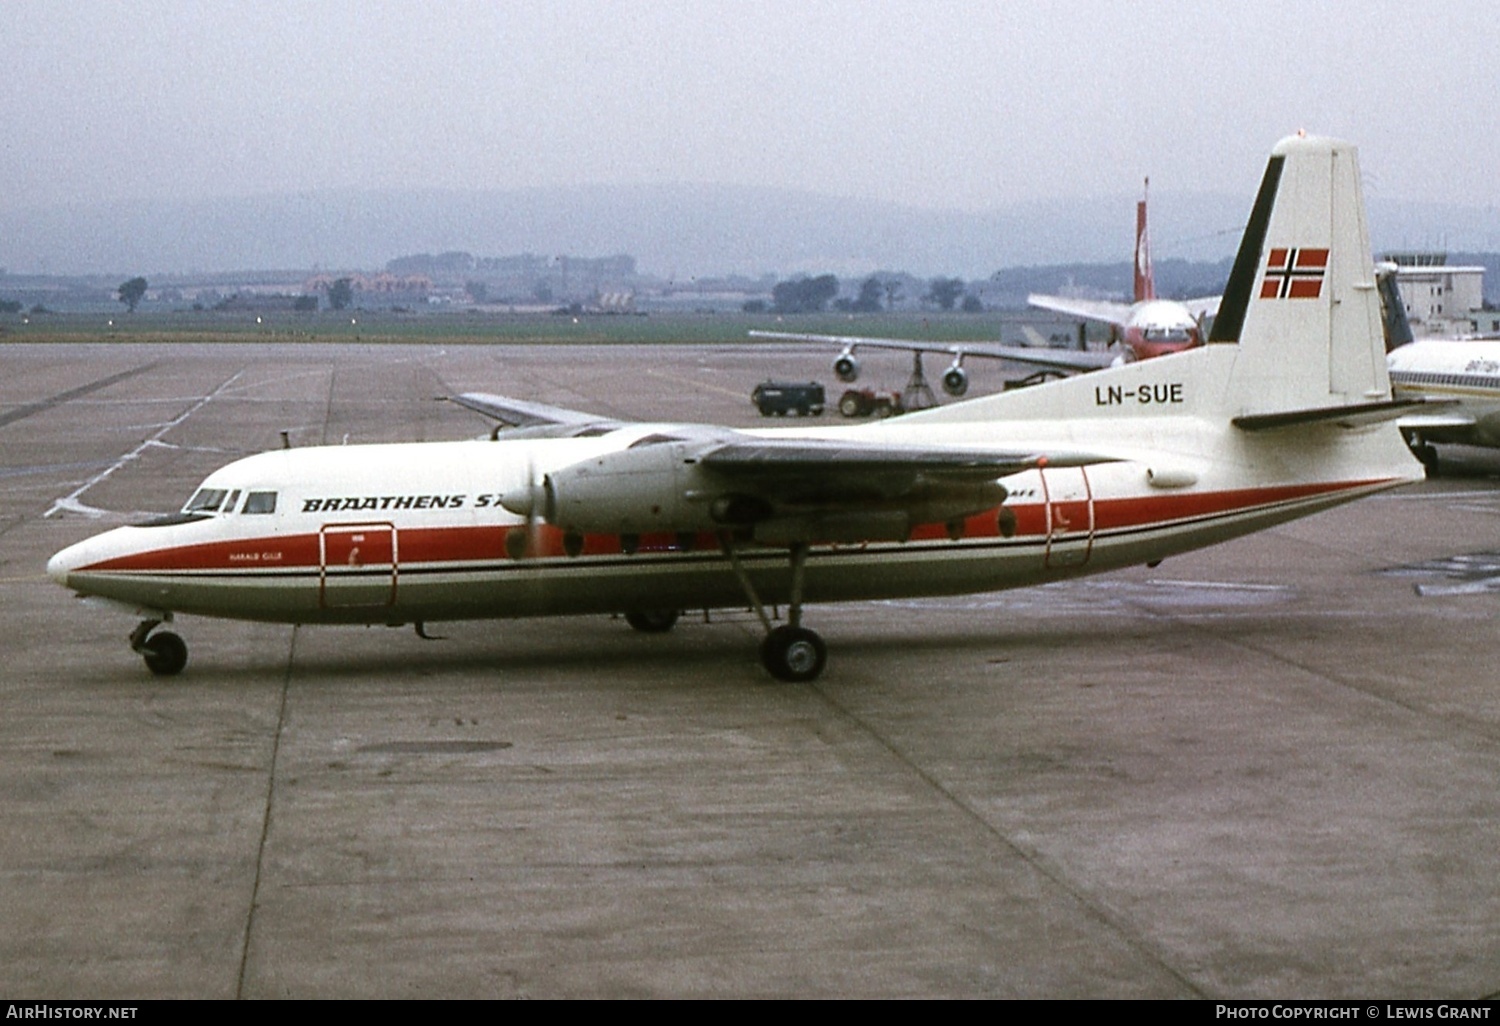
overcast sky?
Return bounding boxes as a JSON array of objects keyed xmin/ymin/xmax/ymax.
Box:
[{"xmin": 3, "ymin": 0, "xmax": 1496, "ymax": 217}]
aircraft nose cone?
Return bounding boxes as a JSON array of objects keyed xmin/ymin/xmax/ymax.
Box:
[{"xmin": 47, "ymin": 542, "xmax": 84, "ymax": 586}]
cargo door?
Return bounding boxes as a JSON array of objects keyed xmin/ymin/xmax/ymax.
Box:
[
  {"xmin": 1041, "ymin": 466, "xmax": 1094, "ymax": 569},
  {"xmin": 320, "ymin": 522, "xmax": 398, "ymax": 608}
]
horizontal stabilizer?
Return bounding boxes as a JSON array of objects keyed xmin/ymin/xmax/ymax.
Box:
[{"xmin": 1232, "ymin": 398, "xmax": 1433, "ymax": 431}]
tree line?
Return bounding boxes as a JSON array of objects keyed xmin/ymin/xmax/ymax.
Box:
[{"xmin": 752, "ymin": 274, "xmax": 979, "ymax": 315}]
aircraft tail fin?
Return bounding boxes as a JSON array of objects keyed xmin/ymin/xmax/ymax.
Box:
[
  {"xmin": 1134, "ymin": 179, "xmax": 1155, "ymax": 302},
  {"xmin": 1208, "ymin": 133, "xmax": 1390, "ymax": 416},
  {"xmin": 1376, "ymin": 262, "xmax": 1415, "ymax": 352},
  {"xmin": 902, "ymin": 135, "xmax": 1402, "ymax": 439}
]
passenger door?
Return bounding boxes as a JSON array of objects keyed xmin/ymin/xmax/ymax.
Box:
[
  {"xmin": 319, "ymin": 522, "xmax": 398, "ymax": 608},
  {"xmin": 1041, "ymin": 466, "xmax": 1094, "ymax": 569}
]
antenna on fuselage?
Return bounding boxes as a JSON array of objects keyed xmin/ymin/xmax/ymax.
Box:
[{"xmin": 280, "ymin": 431, "xmax": 291, "ymax": 450}]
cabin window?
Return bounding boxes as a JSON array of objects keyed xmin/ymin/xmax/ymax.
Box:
[
  {"xmin": 184, "ymin": 488, "xmax": 229, "ymax": 514},
  {"xmin": 242, "ymin": 491, "xmax": 278, "ymax": 514}
]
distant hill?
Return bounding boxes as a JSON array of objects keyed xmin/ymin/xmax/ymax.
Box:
[{"xmin": 1, "ymin": 183, "xmax": 1497, "ymax": 282}]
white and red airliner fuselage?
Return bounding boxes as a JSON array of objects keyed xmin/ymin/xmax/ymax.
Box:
[{"xmin": 47, "ymin": 367, "xmax": 1411, "ymax": 631}]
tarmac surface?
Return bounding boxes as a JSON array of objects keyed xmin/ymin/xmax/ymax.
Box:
[{"xmin": 3, "ymin": 340, "xmax": 1500, "ymax": 999}]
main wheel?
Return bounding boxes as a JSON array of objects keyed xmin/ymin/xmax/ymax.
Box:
[
  {"xmin": 838, "ymin": 392, "xmax": 864, "ymax": 417},
  {"xmin": 760, "ymin": 625, "xmax": 827, "ymax": 682},
  {"xmin": 625, "ymin": 609, "xmax": 680, "ymax": 634},
  {"xmin": 141, "ymin": 631, "xmax": 188, "ymax": 676}
]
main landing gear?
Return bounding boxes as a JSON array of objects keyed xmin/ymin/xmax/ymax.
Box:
[
  {"xmin": 130, "ymin": 618, "xmax": 187, "ymax": 677},
  {"xmin": 725, "ymin": 539, "xmax": 828, "ymax": 683},
  {"xmin": 760, "ymin": 625, "xmax": 827, "ymax": 683},
  {"xmin": 621, "ymin": 541, "xmax": 828, "ymax": 681}
]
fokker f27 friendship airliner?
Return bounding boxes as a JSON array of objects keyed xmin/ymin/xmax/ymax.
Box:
[{"xmin": 49, "ymin": 134, "xmax": 1426, "ymax": 681}]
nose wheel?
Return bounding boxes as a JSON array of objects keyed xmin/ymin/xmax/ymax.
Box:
[{"xmin": 130, "ymin": 619, "xmax": 188, "ymax": 676}]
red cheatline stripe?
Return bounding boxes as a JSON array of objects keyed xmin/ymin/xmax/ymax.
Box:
[{"xmin": 76, "ymin": 478, "xmax": 1391, "ymax": 574}]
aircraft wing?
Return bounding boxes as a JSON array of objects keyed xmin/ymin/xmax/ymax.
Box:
[
  {"xmin": 451, "ymin": 392, "xmax": 621, "ymax": 431},
  {"xmin": 1026, "ymin": 294, "xmax": 1134, "ymax": 328},
  {"xmin": 747, "ymin": 330, "xmax": 1115, "ymax": 374},
  {"xmin": 541, "ymin": 429, "xmax": 1119, "ymax": 543},
  {"xmin": 700, "ymin": 437, "xmax": 1106, "ymax": 481}
]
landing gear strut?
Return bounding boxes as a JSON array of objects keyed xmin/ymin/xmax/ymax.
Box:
[
  {"xmin": 130, "ymin": 618, "xmax": 187, "ymax": 676},
  {"xmin": 723, "ymin": 538, "xmax": 828, "ymax": 682},
  {"xmin": 901, "ymin": 351, "xmax": 938, "ymax": 413}
]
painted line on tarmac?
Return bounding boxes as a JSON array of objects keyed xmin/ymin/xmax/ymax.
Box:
[
  {"xmin": 0, "ymin": 363, "xmax": 159, "ymax": 428},
  {"xmin": 44, "ymin": 369, "xmax": 247, "ymax": 519}
]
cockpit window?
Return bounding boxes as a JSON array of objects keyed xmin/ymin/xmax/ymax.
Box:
[
  {"xmin": 242, "ymin": 491, "xmax": 278, "ymax": 514},
  {"xmin": 184, "ymin": 488, "xmax": 229, "ymax": 514},
  {"xmin": 1144, "ymin": 327, "xmax": 1191, "ymax": 343}
]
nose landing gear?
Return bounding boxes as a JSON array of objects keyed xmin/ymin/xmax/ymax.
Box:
[{"xmin": 130, "ymin": 618, "xmax": 188, "ymax": 676}]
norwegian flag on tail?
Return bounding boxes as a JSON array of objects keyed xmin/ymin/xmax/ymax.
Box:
[{"xmin": 1260, "ymin": 247, "xmax": 1329, "ymax": 299}]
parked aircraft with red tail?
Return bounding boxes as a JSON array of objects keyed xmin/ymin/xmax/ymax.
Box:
[
  {"xmin": 1026, "ymin": 177, "xmax": 1221, "ymax": 363},
  {"xmin": 49, "ymin": 135, "xmax": 1424, "ymax": 681},
  {"xmin": 750, "ymin": 179, "xmax": 1220, "ymax": 395}
]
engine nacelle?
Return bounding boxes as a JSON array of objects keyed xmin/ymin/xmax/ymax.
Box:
[
  {"xmin": 542, "ymin": 443, "xmax": 720, "ymax": 534},
  {"xmin": 834, "ymin": 351, "xmax": 860, "ymax": 383},
  {"xmin": 941, "ymin": 364, "xmax": 969, "ymax": 397}
]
